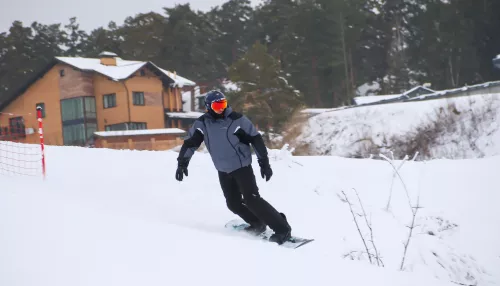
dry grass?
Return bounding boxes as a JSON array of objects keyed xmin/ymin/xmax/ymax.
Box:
[{"xmin": 267, "ymin": 108, "xmax": 312, "ymax": 155}]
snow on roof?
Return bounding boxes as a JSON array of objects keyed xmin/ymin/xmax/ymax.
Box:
[
  {"xmin": 99, "ymin": 51, "xmax": 118, "ymax": 57},
  {"xmin": 356, "ymin": 81, "xmax": 380, "ymax": 97},
  {"xmin": 166, "ymin": 111, "xmax": 204, "ymax": 119},
  {"xmin": 57, "ymin": 56, "xmax": 146, "ymax": 80},
  {"xmin": 151, "ymin": 63, "xmax": 196, "ymax": 87},
  {"xmin": 353, "ymin": 94, "xmax": 403, "ymax": 105},
  {"xmin": 94, "ymin": 128, "xmax": 186, "ymax": 137},
  {"xmin": 301, "ymin": 107, "xmax": 349, "ymax": 114},
  {"xmin": 55, "ymin": 56, "xmax": 195, "ymax": 87}
]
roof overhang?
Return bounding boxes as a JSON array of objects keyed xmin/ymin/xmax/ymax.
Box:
[
  {"xmin": 0, "ymin": 59, "xmax": 59, "ymax": 112},
  {"xmin": 0, "ymin": 57, "xmax": 196, "ymax": 112}
]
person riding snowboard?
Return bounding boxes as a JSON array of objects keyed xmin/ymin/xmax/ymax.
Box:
[{"xmin": 175, "ymin": 90, "xmax": 292, "ymax": 245}]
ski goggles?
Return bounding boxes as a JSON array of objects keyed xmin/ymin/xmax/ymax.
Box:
[{"xmin": 211, "ymin": 98, "xmax": 227, "ymax": 114}]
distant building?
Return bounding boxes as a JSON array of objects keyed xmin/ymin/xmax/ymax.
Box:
[
  {"xmin": 0, "ymin": 51, "xmax": 196, "ymax": 150},
  {"xmin": 352, "ymin": 85, "xmax": 435, "ymax": 106},
  {"xmin": 302, "ymin": 80, "xmax": 500, "ymax": 117},
  {"xmin": 405, "ymin": 81, "xmax": 500, "ymax": 102}
]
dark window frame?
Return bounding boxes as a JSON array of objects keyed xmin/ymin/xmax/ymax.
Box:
[
  {"xmin": 105, "ymin": 122, "xmax": 147, "ymax": 131},
  {"xmin": 103, "ymin": 93, "xmax": 116, "ymax": 109},
  {"xmin": 60, "ymin": 96, "xmax": 98, "ymax": 146},
  {"xmin": 36, "ymin": 102, "xmax": 46, "ymax": 118},
  {"xmin": 133, "ymin": 91, "xmax": 145, "ymax": 106},
  {"xmin": 8, "ymin": 116, "xmax": 26, "ymax": 137}
]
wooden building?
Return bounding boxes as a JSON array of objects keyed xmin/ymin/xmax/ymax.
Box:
[{"xmin": 0, "ymin": 51, "xmax": 196, "ymax": 149}]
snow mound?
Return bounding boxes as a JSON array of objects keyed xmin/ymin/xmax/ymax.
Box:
[{"xmin": 295, "ymin": 94, "xmax": 500, "ymax": 159}]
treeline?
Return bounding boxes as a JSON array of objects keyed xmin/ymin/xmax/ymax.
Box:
[{"xmin": 1, "ymin": 0, "xmax": 499, "ymax": 110}]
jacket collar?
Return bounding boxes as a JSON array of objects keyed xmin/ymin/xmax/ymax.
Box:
[{"xmin": 206, "ymin": 106, "xmax": 233, "ymax": 120}]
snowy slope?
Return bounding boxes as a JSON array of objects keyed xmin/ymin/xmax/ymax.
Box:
[
  {"xmin": 295, "ymin": 94, "xmax": 500, "ymax": 159},
  {"xmin": 1, "ymin": 146, "xmax": 499, "ymax": 286}
]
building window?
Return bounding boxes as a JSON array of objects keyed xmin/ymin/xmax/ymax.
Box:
[
  {"xmin": 36, "ymin": 102, "xmax": 46, "ymax": 118},
  {"xmin": 105, "ymin": 122, "xmax": 147, "ymax": 131},
  {"xmin": 63, "ymin": 124, "xmax": 86, "ymax": 146},
  {"xmin": 198, "ymin": 97, "xmax": 205, "ymax": 110},
  {"xmin": 129, "ymin": 122, "xmax": 147, "ymax": 130},
  {"xmin": 61, "ymin": 97, "xmax": 84, "ymax": 121},
  {"xmin": 86, "ymin": 122, "xmax": 97, "ymax": 141},
  {"xmin": 140, "ymin": 69, "xmax": 145, "ymax": 76},
  {"xmin": 9, "ymin": 116, "xmax": 25, "ymax": 136},
  {"xmin": 61, "ymin": 96, "xmax": 97, "ymax": 146},
  {"xmin": 84, "ymin": 97, "xmax": 96, "ymax": 119},
  {"xmin": 103, "ymin": 93, "xmax": 116, "ymax": 108},
  {"xmin": 133, "ymin": 92, "xmax": 145, "ymax": 106},
  {"xmin": 59, "ymin": 69, "xmax": 65, "ymax": 77},
  {"xmin": 105, "ymin": 123, "xmax": 128, "ymax": 131}
]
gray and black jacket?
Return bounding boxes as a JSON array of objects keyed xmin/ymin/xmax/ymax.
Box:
[{"xmin": 177, "ymin": 106, "xmax": 268, "ymax": 173}]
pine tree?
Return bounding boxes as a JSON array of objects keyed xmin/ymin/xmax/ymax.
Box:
[{"xmin": 228, "ymin": 42, "xmax": 304, "ymax": 136}]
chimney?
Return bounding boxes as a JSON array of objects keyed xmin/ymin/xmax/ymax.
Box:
[{"xmin": 99, "ymin": 51, "xmax": 118, "ymax": 66}]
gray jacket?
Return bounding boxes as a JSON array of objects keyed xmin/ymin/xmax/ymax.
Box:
[{"xmin": 177, "ymin": 106, "xmax": 268, "ymax": 173}]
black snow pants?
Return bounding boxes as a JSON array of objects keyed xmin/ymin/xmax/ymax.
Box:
[{"xmin": 218, "ymin": 165, "xmax": 291, "ymax": 234}]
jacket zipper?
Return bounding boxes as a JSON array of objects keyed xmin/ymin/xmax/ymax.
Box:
[{"xmin": 226, "ymin": 120, "xmax": 243, "ymax": 168}]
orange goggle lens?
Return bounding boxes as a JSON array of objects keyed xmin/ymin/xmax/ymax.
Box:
[{"xmin": 211, "ymin": 99, "xmax": 227, "ymax": 113}]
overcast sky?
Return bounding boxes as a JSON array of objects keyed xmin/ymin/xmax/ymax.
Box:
[{"xmin": 0, "ymin": 0, "xmax": 263, "ymax": 34}]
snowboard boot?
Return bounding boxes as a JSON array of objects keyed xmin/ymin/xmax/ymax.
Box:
[
  {"xmin": 244, "ymin": 221, "xmax": 266, "ymax": 235},
  {"xmin": 269, "ymin": 213, "xmax": 292, "ymax": 245}
]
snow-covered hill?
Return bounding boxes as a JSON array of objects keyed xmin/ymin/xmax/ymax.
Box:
[
  {"xmin": 1, "ymin": 146, "xmax": 499, "ymax": 286},
  {"xmin": 294, "ymin": 94, "xmax": 500, "ymax": 159}
]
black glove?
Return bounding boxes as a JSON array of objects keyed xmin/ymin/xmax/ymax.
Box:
[
  {"xmin": 175, "ymin": 157, "xmax": 189, "ymax": 181},
  {"xmin": 258, "ymin": 157, "xmax": 273, "ymax": 181}
]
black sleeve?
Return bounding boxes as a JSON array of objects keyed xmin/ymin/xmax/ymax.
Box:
[
  {"xmin": 249, "ymin": 133, "xmax": 268, "ymax": 159},
  {"xmin": 177, "ymin": 117, "xmax": 205, "ymax": 162},
  {"xmin": 178, "ymin": 128, "xmax": 204, "ymax": 159},
  {"xmin": 231, "ymin": 112, "xmax": 269, "ymax": 160}
]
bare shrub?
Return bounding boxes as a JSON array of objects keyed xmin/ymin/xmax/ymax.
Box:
[
  {"xmin": 399, "ymin": 193, "xmax": 422, "ymax": 271},
  {"xmin": 339, "ymin": 189, "xmax": 384, "ymax": 267},
  {"xmin": 379, "ymin": 152, "xmax": 423, "ymax": 270},
  {"xmin": 388, "ymin": 101, "xmax": 461, "ymax": 159},
  {"xmin": 347, "ymin": 128, "xmax": 391, "ymax": 159}
]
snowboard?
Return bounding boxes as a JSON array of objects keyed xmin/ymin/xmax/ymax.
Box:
[{"xmin": 224, "ymin": 219, "xmax": 314, "ymax": 249}]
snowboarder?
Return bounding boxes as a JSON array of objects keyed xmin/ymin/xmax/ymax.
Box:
[{"xmin": 175, "ymin": 90, "xmax": 292, "ymax": 244}]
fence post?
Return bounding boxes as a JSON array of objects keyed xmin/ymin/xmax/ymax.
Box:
[
  {"xmin": 36, "ymin": 106, "xmax": 46, "ymax": 179},
  {"xmin": 151, "ymin": 137, "xmax": 156, "ymax": 150}
]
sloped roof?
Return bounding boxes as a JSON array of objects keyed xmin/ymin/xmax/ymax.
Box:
[
  {"xmin": 401, "ymin": 85, "xmax": 435, "ymax": 96},
  {"xmin": 56, "ymin": 56, "xmax": 196, "ymax": 87},
  {"xmin": 407, "ymin": 80, "xmax": 500, "ymax": 101},
  {"xmin": 0, "ymin": 56, "xmax": 196, "ymax": 112}
]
